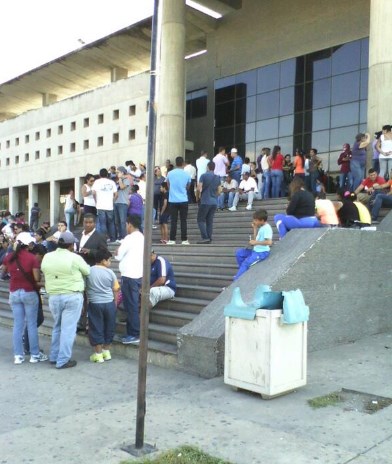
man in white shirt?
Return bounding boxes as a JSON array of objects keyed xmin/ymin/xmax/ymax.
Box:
[
  {"xmin": 92, "ymin": 168, "xmax": 118, "ymax": 243},
  {"xmin": 229, "ymin": 172, "xmax": 258, "ymax": 211},
  {"xmin": 217, "ymin": 174, "xmax": 238, "ymax": 210},
  {"xmin": 116, "ymin": 214, "xmax": 144, "ymax": 345},
  {"xmin": 184, "ymin": 160, "xmax": 197, "ymax": 203},
  {"xmin": 213, "ymin": 146, "xmax": 229, "ymax": 180},
  {"xmin": 196, "ymin": 151, "xmax": 210, "ymax": 182}
]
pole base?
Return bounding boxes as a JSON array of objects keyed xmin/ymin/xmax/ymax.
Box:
[{"xmin": 121, "ymin": 443, "xmax": 157, "ymax": 457}]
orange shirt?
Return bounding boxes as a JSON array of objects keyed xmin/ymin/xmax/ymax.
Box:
[{"xmin": 293, "ymin": 155, "xmax": 305, "ymax": 174}]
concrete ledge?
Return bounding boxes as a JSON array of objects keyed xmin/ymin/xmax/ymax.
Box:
[
  {"xmin": 178, "ymin": 228, "xmax": 392, "ymax": 377},
  {"xmin": 378, "ymin": 209, "xmax": 392, "ymax": 232}
]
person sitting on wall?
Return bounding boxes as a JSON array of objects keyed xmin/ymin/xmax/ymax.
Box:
[
  {"xmin": 233, "ymin": 209, "xmax": 272, "ymax": 281},
  {"xmin": 274, "ymin": 177, "xmax": 320, "ymax": 239}
]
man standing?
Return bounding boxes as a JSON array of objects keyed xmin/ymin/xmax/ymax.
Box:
[
  {"xmin": 166, "ymin": 156, "xmax": 191, "ymax": 245},
  {"xmin": 213, "ymin": 147, "xmax": 229, "ymax": 181},
  {"xmin": 78, "ymin": 213, "xmax": 108, "ymax": 266},
  {"xmin": 41, "ymin": 231, "xmax": 90, "ymax": 369},
  {"xmin": 197, "ymin": 161, "xmax": 220, "ymax": 244},
  {"xmin": 116, "ymin": 214, "xmax": 144, "ymax": 345},
  {"xmin": 114, "ymin": 166, "xmax": 131, "ymax": 241},
  {"xmin": 149, "ymin": 251, "xmax": 176, "ymax": 308},
  {"xmin": 92, "ymin": 168, "xmax": 118, "ymax": 243},
  {"xmin": 229, "ymin": 148, "xmax": 243, "ymax": 184},
  {"xmin": 196, "ymin": 150, "xmax": 210, "ymax": 183},
  {"xmin": 29, "ymin": 202, "xmax": 41, "ymax": 232},
  {"xmin": 184, "ymin": 160, "xmax": 197, "ymax": 203},
  {"xmin": 229, "ymin": 171, "xmax": 258, "ymax": 211}
]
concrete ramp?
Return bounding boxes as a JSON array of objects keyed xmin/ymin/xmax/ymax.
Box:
[{"xmin": 178, "ymin": 227, "xmax": 392, "ymax": 377}]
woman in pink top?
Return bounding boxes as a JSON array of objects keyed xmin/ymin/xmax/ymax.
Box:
[{"xmin": 270, "ymin": 145, "xmax": 284, "ymax": 198}]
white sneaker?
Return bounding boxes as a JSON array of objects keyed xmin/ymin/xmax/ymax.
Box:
[
  {"xmin": 30, "ymin": 352, "xmax": 48, "ymax": 363},
  {"xmin": 246, "ymin": 205, "xmax": 252, "ymax": 210},
  {"xmin": 14, "ymin": 355, "xmax": 25, "ymax": 365},
  {"xmin": 228, "ymin": 206, "xmax": 237, "ymax": 212},
  {"xmin": 166, "ymin": 240, "xmax": 176, "ymax": 245},
  {"xmin": 181, "ymin": 240, "xmax": 190, "ymax": 245}
]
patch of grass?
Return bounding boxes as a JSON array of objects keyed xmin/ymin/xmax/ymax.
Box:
[
  {"xmin": 120, "ymin": 445, "xmax": 233, "ymax": 464},
  {"xmin": 308, "ymin": 392, "xmax": 344, "ymax": 409}
]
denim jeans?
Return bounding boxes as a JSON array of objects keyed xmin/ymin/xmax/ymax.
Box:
[
  {"xmin": 261, "ymin": 171, "xmax": 271, "ymax": 199},
  {"xmin": 379, "ymin": 158, "xmax": 392, "ymax": 180},
  {"xmin": 169, "ymin": 202, "xmax": 188, "ymax": 241},
  {"xmin": 23, "ymin": 304, "xmax": 44, "ymax": 353},
  {"xmin": 372, "ymin": 159, "xmax": 380, "ymax": 175},
  {"xmin": 87, "ymin": 301, "xmax": 116, "ymax": 345},
  {"xmin": 274, "ymin": 214, "xmax": 320, "ymax": 238},
  {"xmin": 371, "ymin": 193, "xmax": 392, "ymax": 220},
  {"xmin": 97, "ymin": 209, "xmax": 116, "ymax": 241},
  {"xmin": 121, "ymin": 277, "xmax": 141, "ymax": 337},
  {"xmin": 48, "ymin": 292, "xmax": 83, "ymax": 367},
  {"xmin": 217, "ymin": 192, "xmax": 235, "ymax": 209},
  {"xmin": 114, "ymin": 203, "xmax": 128, "ymax": 239},
  {"xmin": 350, "ymin": 160, "xmax": 366, "ymax": 191},
  {"xmin": 197, "ymin": 204, "xmax": 217, "ymax": 240},
  {"xmin": 270, "ymin": 170, "xmax": 283, "ymax": 198},
  {"xmin": 64, "ymin": 209, "xmax": 75, "ymax": 231},
  {"xmin": 10, "ymin": 289, "xmax": 40, "ymax": 357},
  {"xmin": 339, "ymin": 172, "xmax": 352, "ymax": 189},
  {"xmin": 234, "ymin": 249, "xmax": 270, "ymax": 280}
]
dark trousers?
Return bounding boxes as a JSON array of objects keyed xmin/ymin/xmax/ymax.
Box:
[
  {"xmin": 188, "ymin": 179, "xmax": 197, "ymax": 203},
  {"xmin": 169, "ymin": 202, "xmax": 188, "ymax": 241},
  {"xmin": 153, "ymin": 193, "xmax": 162, "ymax": 219},
  {"xmin": 121, "ymin": 276, "xmax": 141, "ymax": 337},
  {"xmin": 197, "ymin": 204, "xmax": 217, "ymax": 240},
  {"xmin": 87, "ymin": 301, "xmax": 116, "ymax": 345}
]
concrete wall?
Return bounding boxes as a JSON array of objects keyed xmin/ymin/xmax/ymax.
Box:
[{"xmin": 178, "ymin": 226, "xmax": 392, "ymax": 377}]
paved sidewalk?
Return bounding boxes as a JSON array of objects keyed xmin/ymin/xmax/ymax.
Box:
[{"xmin": 1, "ymin": 325, "xmax": 392, "ymax": 464}]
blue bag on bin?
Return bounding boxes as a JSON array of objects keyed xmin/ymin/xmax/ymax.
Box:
[
  {"xmin": 253, "ymin": 284, "xmax": 283, "ymax": 309},
  {"xmin": 281, "ymin": 289, "xmax": 309, "ymax": 324},
  {"xmin": 223, "ymin": 287, "xmax": 256, "ymax": 320}
]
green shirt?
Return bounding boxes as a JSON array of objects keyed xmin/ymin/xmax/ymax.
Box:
[{"xmin": 41, "ymin": 248, "xmax": 90, "ymax": 294}]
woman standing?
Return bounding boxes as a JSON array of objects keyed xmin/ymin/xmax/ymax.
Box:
[
  {"xmin": 293, "ymin": 149, "xmax": 305, "ymax": 180},
  {"xmin": 337, "ymin": 143, "xmax": 352, "ymax": 189},
  {"xmin": 3, "ymin": 232, "xmax": 47, "ymax": 364},
  {"xmin": 376, "ymin": 125, "xmax": 392, "ymax": 180},
  {"xmin": 64, "ymin": 189, "xmax": 76, "ymax": 231},
  {"xmin": 270, "ymin": 145, "xmax": 284, "ymax": 198},
  {"xmin": 81, "ymin": 174, "xmax": 97, "ymax": 216},
  {"xmin": 153, "ymin": 167, "xmax": 165, "ymax": 221},
  {"xmin": 351, "ymin": 133, "xmax": 370, "ymax": 191}
]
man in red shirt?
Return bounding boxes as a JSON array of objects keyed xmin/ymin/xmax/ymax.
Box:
[
  {"xmin": 370, "ymin": 179, "xmax": 392, "ymax": 222},
  {"xmin": 354, "ymin": 168, "xmax": 385, "ymax": 205}
]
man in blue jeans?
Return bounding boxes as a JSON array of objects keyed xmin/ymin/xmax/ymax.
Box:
[
  {"xmin": 114, "ymin": 166, "xmax": 131, "ymax": 241},
  {"xmin": 41, "ymin": 231, "xmax": 90, "ymax": 369},
  {"xmin": 371, "ymin": 178, "xmax": 392, "ymax": 222},
  {"xmin": 92, "ymin": 168, "xmax": 118, "ymax": 243},
  {"xmin": 116, "ymin": 214, "xmax": 144, "ymax": 344},
  {"xmin": 197, "ymin": 161, "xmax": 221, "ymax": 243}
]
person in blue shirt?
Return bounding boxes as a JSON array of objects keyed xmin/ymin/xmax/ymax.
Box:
[
  {"xmin": 229, "ymin": 148, "xmax": 243, "ymax": 184},
  {"xmin": 234, "ymin": 209, "xmax": 273, "ymax": 280},
  {"xmin": 166, "ymin": 156, "xmax": 191, "ymax": 245},
  {"xmin": 150, "ymin": 251, "xmax": 176, "ymax": 308},
  {"xmin": 197, "ymin": 161, "xmax": 221, "ymax": 243}
]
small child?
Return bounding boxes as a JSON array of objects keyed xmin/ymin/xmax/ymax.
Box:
[
  {"xmin": 159, "ymin": 182, "xmax": 170, "ymax": 244},
  {"xmin": 86, "ymin": 249, "xmax": 120, "ymax": 363},
  {"xmin": 234, "ymin": 209, "xmax": 273, "ymax": 280}
]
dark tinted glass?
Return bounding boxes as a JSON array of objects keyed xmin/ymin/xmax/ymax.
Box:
[
  {"xmin": 186, "ymin": 100, "xmax": 191, "ymax": 120},
  {"xmin": 305, "ymin": 79, "xmax": 331, "ymax": 110},
  {"xmin": 215, "ymin": 127, "xmax": 234, "ymax": 149},
  {"xmin": 294, "ymin": 112, "xmax": 304, "ymax": 134},
  {"xmin": 361, "ymin": 38, "xmax": 369, "ymax": 69},
  {"xmin": 311, "ymin": 130, "xmax": 330, "ymax": 153},
  {"xmin": 215, "ymin": 101, "xmax": 235, "ymax": 127},
  {"xmin": 215, "ymin": 83, "xmax": 235, "ymax": 104},
  {"xmin": 279, "ymin": 87, "xmax": 295, "ymax": 116},
  {"xmin": 305, "ymin": 49, "xmax": 331, "ymax": 81},
  {"xmin": 190, "ymin": 96, "xmax": 207, "ymax": 119},
  {"xmin": 331, "ymin": 102, "xmax": 359, "ymax": 128},
  {"xmin": 331, "ymin": 41, "xmax": 361, "ymax": 75},
  {"xmin": 236, "ymin": 70, "xmax": 257, "ymax": 96},
  {"xmin": 330, "ymin": 126, "xmax": 358, "ymax": 151},
  {"xmin": 360, "ymin": 69, "xmax": 368, "ymax": 100},
  {"xmin": 294, "ymin": 85, "xmax": 305, "ymax": 113},
  {"xmin": 279, "ymin": 115, "xmax": 294, "ymax": 137},
  {"xmin": 257, "ymin": 63, "xmax": 280, "ymax": 93},
  {"xmin": 235, "ymin": 83, "xmax": 248, "ymax": 99},
  {"xmin": 280, "ymin": 58, "xmax": 305, "ymax": 88},
  {"xmin": 246, "ymin": 96, "xmax": 256, "ymax": 122},
  {"xmin": 235, "ymin": 98, "xmax": 247, "ymax": 124},
  {"xmin": 331, "ymin": 72, "xmax": 360, "ymax": 105},
  {"xmin": 295, "ymin": 134, "xmax": 306, "ymax": 152},
  {"xmin": 235, "ymin": 124, "xmax": 246, "ymax": 146},
  {"xmin": 256, "ymin": 118, "xmax": 279, "ymax": 140},
  {"xmin": 256, "ymin": 91, "xmax": 279, "ymax": 120}
]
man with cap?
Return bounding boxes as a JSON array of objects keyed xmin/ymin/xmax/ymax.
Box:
[
  {"xmin": 229, "ymin": 171, "xmax": 258, "ymax": 211},
  {"xmin": 114, "ymin": 166, "xmax": 131, "ymax": 241},
  {"xmin": 229, "ymin": 148, "xmax": 243, "ymax": 184},
  {"xmin": 41, "ymin": 231, "xmax": 90, "ymax": 369},
  {"xmin": 149, "ymin": 250, "xmax": 176, "ymax": 308}
]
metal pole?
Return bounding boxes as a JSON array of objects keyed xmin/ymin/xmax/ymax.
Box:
[{"xmin": 135, "ymin": 0, "xmax": 160, "ymax": 451}]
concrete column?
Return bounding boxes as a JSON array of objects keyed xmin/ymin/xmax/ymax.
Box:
[
  {"xmin": 50, "ymin": 180, "xmax": 60, "ymax": 225},
  {"xmin": 28, "ymin": 183, "xmax": 38, "ymax": 223},
  {"xmin": 110, "ymin": 67, "xmax": 128, "ymax": 82},
  {"xmin": 9, "ymin": 187, "xmax": 19, "ymax": 215},
  {"xmin": 367, "ymin": 0, "xmax": 392, "ymax": 163},
  {"xmin": 42, "ymin": 93, "xmax": 58, "ymax": 106},
  {"xmin": 157, "ymin": 0, "xmax": 186, "ymax": 167}
]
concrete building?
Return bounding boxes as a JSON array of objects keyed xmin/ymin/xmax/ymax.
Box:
[{"xmin": 0, "ymin": 0, "xmax": 390, "ymax": 221}]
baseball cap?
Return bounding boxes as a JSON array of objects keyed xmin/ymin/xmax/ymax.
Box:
[
  {"xmin": 58, "ymin": 231, "xmax": 78, "ymax": 244},
  {"xmin": 230, "ymin": 148, "xmax": 238, "ymax": 153},
  {"xmin": 17, "ymin": 232, "xmax": 36, "ymax": 246}
]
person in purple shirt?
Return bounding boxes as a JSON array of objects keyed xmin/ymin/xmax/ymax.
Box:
[
  {"xmin": 128, "ymin": 185, "xmax": 143, "ymax": 220},
  {"xmin": 351, "ymin": 132, "xmax": 371, "ymax": 191}
]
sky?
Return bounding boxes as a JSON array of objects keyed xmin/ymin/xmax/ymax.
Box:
[{"xmin": 0, "ymin": 0, "xmax": 153, "ymax": 84}]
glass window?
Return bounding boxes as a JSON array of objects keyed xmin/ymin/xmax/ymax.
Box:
[
  {"xmin": 330, "ymin": 125, "xmax": 358, "ymax": 151},
  {"xmin": 215, "ymin": 101, "xmax": 235, "ymax": 127},
  {"xmin": 256, "ymin": 118, "xmax": 279, "ymax": 141},
  {"xmin": 331, "ymin": 41, "xmax": 361, "ymax": 75},
  {"xmin": 215, "ymin": 84, "xmax": 235, "ymax": 104},
  {"xmin": 279, "ymin": 115, "xmax": 294, "ymax": 137},
  {"xmin": 246, "ymin": 123, "xmax": 256, "ymax": 143},
  {"xmin": 331, "ymin": 72, "xmax": 360, "ymax": 105},
  {"xmin": 235, "ymin": 124, "xmax": 246, "ymax": 145},
  {"xmin": 361, "ymin": 38, "xmax": 369, "ymax": 69},
  {"xmin": 294, "ymin": 113, "xmax": 304, "ymax": 135},
  {"xmin": 255, "ymin": 138, "xmax": 276, "ymax": 152},
  {"xmin": 360, "ymin": 100, "xmax": 367, "ymax": 124},
  {"xmin": 279, "ymin": 87, "xmax": 295, "ymax": 116},
  {"xmin": 278, "ymin": 136, "xmax": 294, "ymax": 155},
  {"xmin": 215, "ymin": 127, "xmax": 234, "ymax": 149},
  {"xmin": 235, "ymin": 99, "xmax": 247, "ymax": 125},
  {"xmin": 305, "ymin": 79, "xmax": 331, "ymax": 110},
  {"xmin": 305, "ymin": 49, "xmax": 331, "ymax": 81},
  {"xmin": 257, "ymin": 63, "xmax": 280, "ymax": 93},
  {"xmin": 246, "ymin": 96, "xmax": 256, "ymax": 122},
  {"xmin": 305, "ymin": 108, "xmax": 330, "ymax": 132},
  {"xmin": 256, "ymin": 91, "xmax": 279, "ymax": 120},
  {"xmin": 280, "ymin": 58, "xmax": 304, "ymax": 88},
  {"xmin": 331, "ymin": 102, "xmax": 359, "ymax": 128},
  {"xmin": 360, "ymin": 69, "xmax": 368, "ymax": 100},
  {"xmin": 236, "ymin": 70, "xmax": 257, "ymax": 96},
  {"xmin": 311, "ymin": 130, "xmax": 330, "ymax": 153},
  {"xmin": 246, "ymin": 142, "xmax": 256, "ymax": 158}
]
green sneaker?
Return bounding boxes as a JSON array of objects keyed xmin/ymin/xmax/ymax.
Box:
[
  {"xmin": 102, "ymin": 350, "xmax": 111, "ymax": 361},
  {"xmin": 90, "ymin": 352, "xmax": 104, "ymax": 363}
]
